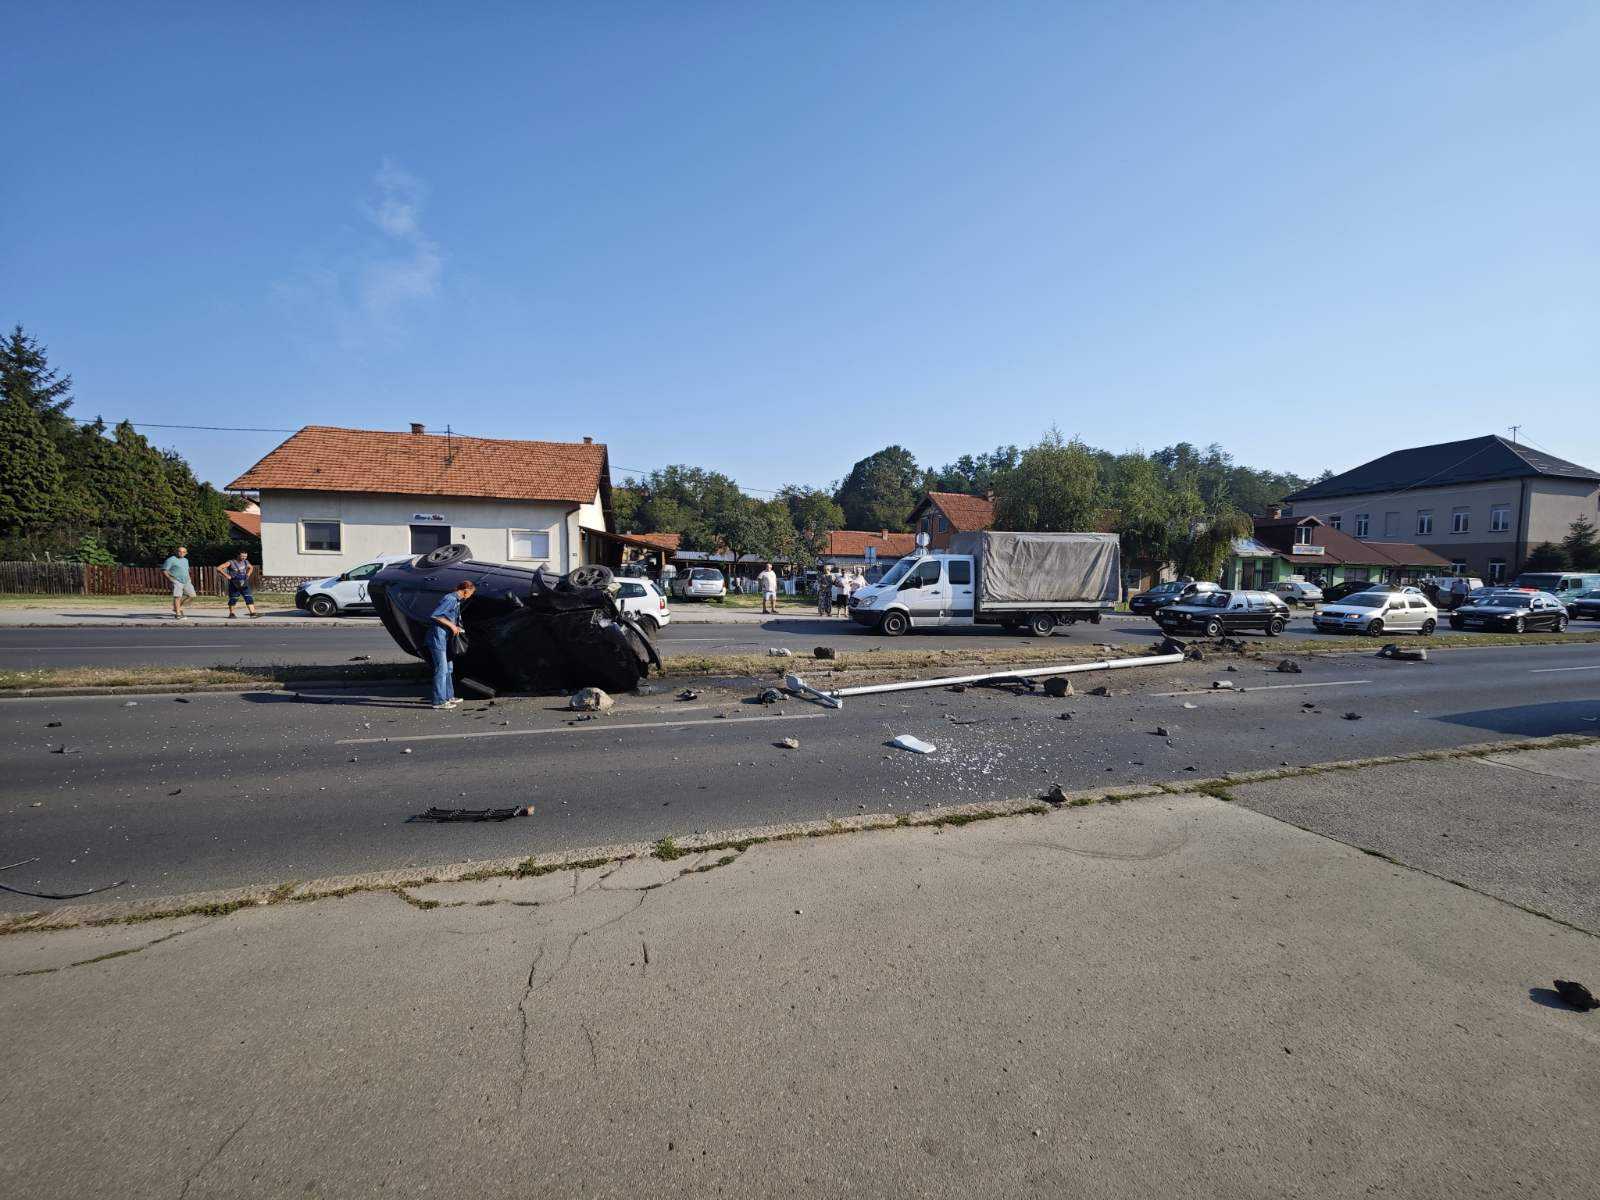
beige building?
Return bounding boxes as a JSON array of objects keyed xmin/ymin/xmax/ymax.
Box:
[
  {"xmin": 228, "ymin": 424, "xmax": 613, "ymax": 577},
  {"xmin": 1283, "ymin": 436, "xmax": 1599, "ymax": 584}
]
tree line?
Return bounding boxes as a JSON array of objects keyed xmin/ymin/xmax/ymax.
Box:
[{"xmin": 0, "ymin": 326, "xmax": 242, "ymax": 565}]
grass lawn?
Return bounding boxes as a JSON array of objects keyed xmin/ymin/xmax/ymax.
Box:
[{"xmin": 0, "ymin": 592, "xmax": 299, "ymax": 609}]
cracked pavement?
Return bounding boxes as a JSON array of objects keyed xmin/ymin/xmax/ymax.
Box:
[{"xmin": 3, "ymin": 765, "xmax": 1598, "ymax": 1199}]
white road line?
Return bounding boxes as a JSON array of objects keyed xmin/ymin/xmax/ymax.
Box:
[
  {"xmin": 1529, "ymin": 664, "xmax": 1600, "ymax": 673},
  {"xmin": 1154, "ymin": 679, "xmax": 1373, "ymax": 697},
  {"xmin": 335, "ymin": 711, "xmax": 827, "ymax": 745},
  {"xmin": 0, "ymin": 643, "xmax": 246, "ymax": 651}
]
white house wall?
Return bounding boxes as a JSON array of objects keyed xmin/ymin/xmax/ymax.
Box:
[{"xmin": 258, "ymin": 491, "xmax": 586, "ymax": 575}]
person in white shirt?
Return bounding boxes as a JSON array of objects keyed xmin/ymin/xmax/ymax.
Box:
[{"xmin": 757, "ymin": 563, "xmax": 779, "ymax": 614}]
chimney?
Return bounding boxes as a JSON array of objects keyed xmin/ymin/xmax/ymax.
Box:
[
  {"xmin": 409, "ymin": 423, "xmax": 425, "ymax": 435},
  {"xmin": 880, "ymin": 529, "xmax": 889, "ymax": 538},
  {"xmin": 1269, "ymin": 506, "xmax": 1283, "ymax": 519},
  {"xmin": 582, "ymin": 436, "xmax": 593, "ymax": 444}
]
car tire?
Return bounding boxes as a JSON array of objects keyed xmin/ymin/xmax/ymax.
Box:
[
  {"xmin": 1513, "ymin": 617, "xmax": 1526, "ymax": 634},
  {"xmin": 1267, "ymin": 618, "xmax": 1285, "ymax": 636},
  {"xmin": 1366, "ymin": 619, "xmax": 1384, "ymax": 636},
  {"xmin": 1203, "ymin": 618, "xmax": 1223, "ymax": 638},
  {"xmin": 1556, "ymin": 615, "xmax": 1568, "ymax": 632},
  {"xmin": 308, "ymin": 595, "xmax": 338, "ymax": 618},
  {"xmin": 1420, "ymin": 618, "xmax": 1436, "ymax": 635},
  {"xmin": 566, "ymin": 564, "xmax": 615, "ymax": 591},
  {"xmin": 1450, "ymin": 618, "xmax": 1463, "ymax": 630},
  {"xmin": 638, "ymin": 615, "xmax": 659, "ymax": 633},
  {"xmin": 880, "ymin": 610, "xmax": 909, "ymax": 637},
  {"xmin": 412, "ymin": 543, "xmax": 472, "ymax": 571},
  {"xmin": 1028, "ymin": 614, "xmax": 1056, "ymax": 637},
  {"xmin": 1089, "ymin": 612, "xmax": 1102, "ymax": 624}
]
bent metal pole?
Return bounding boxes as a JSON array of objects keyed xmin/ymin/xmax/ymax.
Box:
[{"xmin": 786, "ymin": 653, "xmax": 1187, "ymax": 709}]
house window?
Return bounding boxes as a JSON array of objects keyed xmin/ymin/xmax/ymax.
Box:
[
  {"xmin": 1487, "ymin": 558, "xmax": 1506, "ymax": 584},
  {"xmin": 1450, "ymin": 558, "xmax": 1467, "ymax": 576},
  {"xmin": 409, "ymin": 524, "xmax": 451, "ymax": 554},
  {"xmin": 509, "ymin": 529, "xmax": 552, "ymax": 561},
  {"xmin": 1490, "ymin": 505, "xmax": 1510, "ymax": 532},
  {"xmin": 1416, "ymin": 510, "xmax": 1433, "ymax": 536},
  {"xmin": 1328, "ymin": 514, "xmax": 1342, "ymax": 531},
  {"xmin": 1355, "ymin": 514, "xmax": 1370, "ymax": 538},
  {"xmin": 1383, "ymin": 512, "xmax": 1400, "ymax": 538},
  {"xmin": 1346, "ymin": 567, "xmax": 1369, "ymax": 582},
  {"xmin": 1452, "ymin": 508, "xmax": 1470, "ymax": 534},
  {"xmin": 938, "ymin": 516, "xmax": 949, "ymax": 533},
  {"xmin": 301, "ymin": 520, "xmax": 342, "ymax": 553},
  {"xmin": 1294, "ymin": 525, "xmax": 1313, "ymax": 545}
]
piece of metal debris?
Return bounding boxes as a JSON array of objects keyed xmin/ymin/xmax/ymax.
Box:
[
  {"xmin": 776, "ymin": 737, "xmax": 801, "ymax": 750},
  {"xmin": 677, "ymin": 689, "xmax": 699, "ymax": 701},
  {"xmin": 1211, "ymin": 681, "xmax": 1234, "ymax": 690},
  {"xmin": 1342, "ymin": 712, "xmax": 1362, "ymax": 721},
  {"xmin": 1276, "ymin": 660, "xmax": 1302, "ymax": 674},
  {"xmin": 1554, "ymin": 979, "xmax": 1597, "ymax": 1011},
  {"xmin": 888, "ymin": 734, "xmax": 937, "ymax": 754},
  {"xmin": 122, "ymin": 701, "xmax": 138, "ymax": 707},
  {"xmin": 409, "ymin": 805, "xmax": 534, "ymax": 822},
  {"xmin": 1182, "ymin": 701, "xmax": 1199, "ymax": 709}
]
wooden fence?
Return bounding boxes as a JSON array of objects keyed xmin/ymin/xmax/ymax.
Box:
[{"xmin": 0, "ymin": 562, "xmax": 320, "ymax": 597}]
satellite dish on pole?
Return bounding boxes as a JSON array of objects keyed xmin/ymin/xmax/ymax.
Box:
[{"xmin": 915, "ymin": 531, "xmax": 930, "ymax": 549}]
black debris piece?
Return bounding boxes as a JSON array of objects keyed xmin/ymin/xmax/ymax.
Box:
[
  {"xmin": 348, "ymin": 654, "xmax": 371, "ymax": 662},
  {"xmin": 1554, "ymin": 979, "xmax": 1597, "ymax": 1011},
  {"xmin": 1342, "ymin": 712, "xmax": 1363, "ymax": 721},
  {"xmin": 1276, "ymin": 660, "xmax": 1302, "ymax": 674},
  {"xmin": 45, "ymin": 721, "xmax": 62, "ymax": 728},
  {"xmin": 757, "ymin": 687, "xmax": 783, "ymax": 705},
  {"xmin": 1042, "ymin": 784, "xmax": 1070, "ymax": 806},
  {"xmin": 1057, "ymin": 712, "xmax": 1073, "ymax": 720},
  {"xmin": 1087, "ymin": 686, "xmax": 1112, "ymax": 698},
  {"xmin": 948, "ymin": 684, "xmax": 967, "ymax": 693},
  {"xmin": 409, "ymin": 806, "xmax": 534, "ymax": 823},
  {"xmin": 676, "ymin": 689, "xmax": 700, "ymax": 701},
  {"xmin": 1042, "ymin": 678, "xmax": 1074, "ymax": 698},
  {"xmin": 1152, "ymin": 726, "xmax": 1171, "ymax": 737},
  {"xmin": 167, "ymin": 788, "xmax": 182, "ymax": 796},
  {"xmin": 814, "ymin": 646, "xmax": 837, "ymax": 660}
]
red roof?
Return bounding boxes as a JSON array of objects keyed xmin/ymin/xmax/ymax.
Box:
[
  {"xmin": 621, "ymin": 531, "xmax": 682, "ymax": 552},
  {"xmin": 227, "ymin": 425, "xmax": 607, "ymax": 504},
  {"xmin": 824, "ymin": 530, "xmax": 919, "ymax": 558},
  {"xmin": 1252, "ymin": 518, "xmax": 1450, "ymax": 568},
  {"xmin": 225, "ymin": 510, "xmax": 261, "ymax": 537},
  {"xmin": 913, "ymin": 492, "xmax": 995, "ymax": 531}
]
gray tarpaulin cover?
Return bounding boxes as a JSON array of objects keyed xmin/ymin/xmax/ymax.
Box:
[{"xmin": 947, "ymin": 532, "xmax": 1121, "ymax": 605}]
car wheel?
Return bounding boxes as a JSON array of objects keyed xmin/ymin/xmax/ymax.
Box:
[
  {"xmin": 1449, "ymin": 618, "xmax": 1463, "ymax": 630},
  {"xmin": 1556, "ymin": 615, "xmax": 1568, "ymax": 632},
  {"xmin": 1267, "ymin": 618, "xmax": 1285, "ymax": 636},
  {"xmin": 1420, "ymin": 618, "xmax": 1436, "ymax": 635},
  {"xmin": 1088, "ymin": 612, "xmax": 1102, "ymax": 624},
  {"xmin": 1366, "ymin": 619, "xmax": 1384, "ymax": 636},
  {"xmin": 1203, "ymin": 618, "xmax": 1223, "ymax": 638},
  {"xmin": 638, "ymin": 615, "xmax": 659, "ymax": 633},
  {"xmin": 1513, "ymin": 617, "xmax": 1526, "ymax": 634},
  {"xmin": 565, "ymin": 564, "xmax": 614, "ymax": 590},
  {"xmin": 308, "ymin": 595, "xmax": 338, "ymax": 618},
  {"xmin": 880, "ymin": 610, "xmax": 909, "ymax": 637},
  {"xmin": 1028, "ymin": 613, "xmax": 1056, "ymax": 637},
  {"xmin": 413, "ymin": 543, "xmax": 472, "ymax": 571}
]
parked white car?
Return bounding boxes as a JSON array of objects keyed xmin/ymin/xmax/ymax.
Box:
[
  {"xmin": 1270, "ymin": 580, "xmax": 1324, "ymax": 606},
  {"xmin": 614, "ymin": 578, "xmax": 671, "ymax": 631},
  {"xmin": 1313, "ymin": 590, "xmax": 1438, "ymax": 636},
  {"xmin": 295, "ymin": 554, "xmax": 412, "ymax": 617},
  {"xmin": 683, "ymin": 568, "xmax": 727, "ymax": 600}
]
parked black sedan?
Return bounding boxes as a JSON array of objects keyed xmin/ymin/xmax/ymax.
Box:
[
  {"xmin": 1127, "ymin": 580, "xmax": 1220, "ymax": 616},
  {"xmin": 1448, "ymin": 590, "xmax": 1568, "ymax": 634},
  {"xmin": 1154, "ymin": 590, "xmax": 1291, "ymax": 637},
  {"xmin": 1566, "ymin": 589, "xmax": 1600, "ymax": 620},
  {"xmin": 1321, "ymin": 580, "xmax": 1397, "ymax": 603}
]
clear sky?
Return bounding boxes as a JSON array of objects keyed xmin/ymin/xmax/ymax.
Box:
[{"xmin": 5, "ymin": 2, "xmax": 1597, "ymax": 495}]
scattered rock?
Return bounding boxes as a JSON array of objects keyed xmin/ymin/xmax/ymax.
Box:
[
  {"xmin": 1043, "ymin": 784, "xmax": 1069, "ymax": 805},
  {"xmin": 888, "ymin": 734, "xmax": 937, "ymax": 754},
  {"xmin": 168, "ymin": 788, "xmax": 182, "ymax": 796},
  {"xmin": 1225, "ymin": 665, "xmax": 1238, "ymax": 673},
  {"xmin": 1554, "ymin": 979, "xmax": 1597, "ymax": 1011},
  {"xmin": 757, "ymin": 688, "xmax": 783, "ymax": 705},
  {"xmin": 813, "ymin": 646, "xmax": 837, "ymax": 660},
  {"xmin": 30, "ymin": 801, "xmax": 43, "ymax": 807},
  {"xmin": 1088, "ymin": 686, "xmax": 1112, "ymax": 697},
  {"xmin": 1152, "ymin": 726, "xmax": 1171, "ymax": 737},
  {"xmin": 348, "ymin": 654, "xmax": 371, "ymax": 661},
  {"xmin": 1042, "ymin": 678, "xmax": 1074, "ymax": 698},
  {"xmin": 948, "ymin": 684, "xmax": 967, "ymax": 693},
  {"xmin": 635, "ymin": 684, "xmax": 658, "ymax": 696},
  {"xmin": 570, "ymin": 687, "xmax": 614, "ymax": 712},
  {"xmin": 45, "ymin": 721, "xmax": 61, "ymax": 728},
  {"xmin": 122, "ymin": 701, "xmax": 138, "ymax": 707},
  {"xmin": 1341, "ymin": 712, "xmax": 1362, "ymax": 721},
  {"xmin": 1211, "ymin": 681, "xmax": 1234, "ymax": 690},
  {"xmin": 402, "ymin": 747, "xmax": 413, "ymax": 754},
  {"xmin": 768, "ymin": 647, "xmax": 793, "ymax": 657},
  {"xmin": 676, "ymin": 689, "xmax": 700, "ymax": 701},
  {"xmin": 1301, "ymin": 701, "xmax": 1317, "ymax": 709},
  {"xmin": 776, "ymin": 737, "xmax": 801, "ymax": 750},
  {"xmin": 1056, "ymin": 711, "xmax": 1073, "ymax": 720},
  {"xmin": 1276, "ymin": 660, "xmax": 1302, "ymax": 674},
  {"xmin": 1181, "ymin": 701, "xmax": 1199, "ymax": 709},
  {"xmin": 1186, "ymin": 647, "xmax": 1205, "ymax": 661}
]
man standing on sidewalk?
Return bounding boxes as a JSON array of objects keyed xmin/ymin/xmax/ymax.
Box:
[
  {"xmin": 162, "ymin": 546, "xmax": 195, "ymax": 620},
  {"xmin": 217, "ymin": 550, "xmax": 261, "ymax": 619},
  {"xmin": 426, "ymin": 579, "xmax": 475, "ymax": 710},
  {"xmin": 758, "ymin": 562, "xmax": 779, "ymax": 614}
]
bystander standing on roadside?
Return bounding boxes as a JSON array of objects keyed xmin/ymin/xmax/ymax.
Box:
[
  {"xmin": 426, "ymin": 579, "xmax": 475, "ymax": 710},
  {"xmin": 162, "ymin": 546, "xmax": 195, "ymax": 620},
  {"xmin": 817, "ymin": 567, "xmax": 834, "ymax": 616},
  {"xmin": 217, "ymin": 550, "xmax": 261, "ymax": 619},
  {"xmin": 758, "ymin": 562, "xmax": 779, "ymax": 614}
]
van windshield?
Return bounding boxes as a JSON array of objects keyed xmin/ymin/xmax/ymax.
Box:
[
  {"xmin": 877, "ymin": 558, "xmax": 916, "ymax": 587},
  {"xmin": 1513, "ymin": 574, "xmax": 1561, "ymax": 590}
]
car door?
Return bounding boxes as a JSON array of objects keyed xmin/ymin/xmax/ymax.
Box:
[
  {"xmin": 945, "ymin": 557, "xmax": 975, "ymax": 623},
  {"xmin": 336, "ymin": 561, "xmax": 381, "ymax": 608},
  {"xmin": 1224, "ymin": 593, "xmax": 1251, "ymax": 631},
  {"xmin": 1532, "ymin": 595, "xmax": 1557, "ymax": 629},
  {"xmin": 897, "ymin": 559, "xmax": 947, "ymax": 625}
]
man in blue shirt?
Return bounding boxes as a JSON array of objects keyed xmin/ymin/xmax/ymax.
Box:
[
  {"xmin": 426, "ymin": 580, "xmax": 475, "ymax": 709},
  {"xmin": 162, "ymin": 546, "xmax": 195, "ymax": 620}
]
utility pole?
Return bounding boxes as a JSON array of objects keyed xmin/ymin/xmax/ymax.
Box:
[{"xmin": 1508, "ymin": 425, "xmax": 1521, "ymax": 444}]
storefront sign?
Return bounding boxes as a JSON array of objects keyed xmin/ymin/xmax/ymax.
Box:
[{"xmin": 411, "ymin": 512, "xmax": 447, "ymax": 522}]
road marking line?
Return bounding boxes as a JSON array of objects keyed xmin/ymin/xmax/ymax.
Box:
[
  {"xmin": 0, "ymin": 643, "xmax": 247, "ymax": 651},
  {"xmin": 1529, "ymin": 664, "xmax": 1600, "ymax": 673},
  {"xmin": 335, "ymin": 711, "xmax": 827, "ymax": 745},
  {"xmin": 1153, "ymin": 679, "xmax": 1373, "ymax": 697}
]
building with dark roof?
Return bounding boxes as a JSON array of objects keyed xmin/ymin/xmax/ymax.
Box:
[{"xmin": 1282, "ymin": 436, "xmax": 1600, "ymax": 582}]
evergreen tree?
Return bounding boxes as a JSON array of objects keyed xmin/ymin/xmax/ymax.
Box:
[
  {"xmin": 0, "ymin": 393, "xmax": 67, "ymax": 536},
  {"xmin": 833, "ymin": 446, "xmax": 921, "ymax": 531},
  {"xmin": 1561, "ymin": 517, "xmax": 1600, "ymax": 571},
  {"xmin": 0, "ymin": 325, "xmax": 75, "ymax": 439},
  {"xmin": 1523, "ymin": 542, "xmax": 1569, "ymax": 572}
]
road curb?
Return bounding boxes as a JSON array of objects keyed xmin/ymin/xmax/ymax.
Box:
[{"xmin": 5, "ymin": 732, "xmax": 1591, "ymax": 936}]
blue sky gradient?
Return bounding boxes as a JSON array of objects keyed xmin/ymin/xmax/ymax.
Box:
[{"xmin": 5, "ymin": 2, "xmax": 1597, "ymax": 493}]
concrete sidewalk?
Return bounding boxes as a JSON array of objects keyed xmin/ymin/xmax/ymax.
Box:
[
  {"xmin": 3, "ymin": 750, "xmax": 1597, "ymax": 1198},
  {"xmin": 0, "ymin": 601, "xmax": 805, "ymax": 627}
]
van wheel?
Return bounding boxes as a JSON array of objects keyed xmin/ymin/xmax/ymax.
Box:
[
  {"xmin": 1203, "ymin": 618, "xmax": 1223, "ymax": 638},
  {"xmin": 880, "ymin": 611, "xmax": 909, "ymax": 637},
  {"xmin": 1267, "ymin": 618, "xmax": 1285, "ymax": 636},
  {"xmin": 308, "ymin": 595, "xmax": 337, "ymax": 618},
  {"xmin": 1028, "ymin": 614, "xmax": 1056, "ymax": 637},
  {"xmin": 1420, "ymin": 618, "xmax": 1436, "ymax": 635}
]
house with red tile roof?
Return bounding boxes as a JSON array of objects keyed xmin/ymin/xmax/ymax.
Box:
[
  {"xmin": 819, "ymin": 529, "xmax": 919, "ymax": 572},
  {"xmin": 227, "ymin": 424, "xmax": 613, "ymax": 575},
  {"xmin": 906, "ymin": 492, "xmax": 994, "ymax": 548}
]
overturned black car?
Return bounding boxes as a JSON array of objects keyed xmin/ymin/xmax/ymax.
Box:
[{"xmin": 369, "ymin": 545, "xmax": 661, "ymax": 696}]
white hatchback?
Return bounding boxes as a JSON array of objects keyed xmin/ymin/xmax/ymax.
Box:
[
  {"xmin": 614, "ymin": 578, "xmax": 671, "ymax": 631},
  {"xmin": 683, "ymin": 568, "xmax": 727, "ymax": 599},
  {"xmin": 1313, "ymin": 591, "xmax": 1438, "ymax": 636}
]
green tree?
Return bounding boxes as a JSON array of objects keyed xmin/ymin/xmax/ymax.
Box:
[
  {"xmin": 923, "ymin": 445, "xmax": 1020, "ymax": 496},
  {"xmin": 1561, "ymin": 518, "xmax": 1600, "ymax": 571},
  {"xmin": 0, "ymin": 393, "xmax": 67, "ymax": 537},
  {"xmin": 833, "ymin": 446, "xmax": 921, "ymax": 531},
  {"xmin": 73, "ymin": 532, "xmax": 116, "ymax": 566},
  {"xmin": 1523, "ymin": 542, "xmax": 1569, "ymax": 572},
  {"xmin": 778, "ymin": 486, "xmax": 845, "ymax": 562},
  {"xmin": 990, "ymin": 430, "xmax": 1100, "ymax": 532},
  {"xmin": 1110, "ymin": 453, "xmax": 1173, "ymax": 567},
  {"xmin": 0, "ymin": 325, "xmax": 74, "ymax": 439},
  {"xmin": 1166, "ymin": 490, "xmax": 1253, "ymax": 582}
]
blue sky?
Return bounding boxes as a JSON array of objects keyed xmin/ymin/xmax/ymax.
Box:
[{"xmin": 5, "ymin": 2, "xmax": 1597, "ymax": 495}]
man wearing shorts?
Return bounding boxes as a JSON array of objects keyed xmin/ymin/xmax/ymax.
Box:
[
  {"xmin": 758, "ymin": 562, "xmax": 779, "ymax": 614},
  {"xmin": 218, "ymin": 550, "xmax": 261, "ymax": 618},
  {"xmin": 162, "ymin": 546, "xmax": 196, "ymax": 620}
]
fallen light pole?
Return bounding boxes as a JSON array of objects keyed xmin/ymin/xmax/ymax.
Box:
[{"xmin": 784, "ymin": 652, "xmax": 1186, "ymax": 709}]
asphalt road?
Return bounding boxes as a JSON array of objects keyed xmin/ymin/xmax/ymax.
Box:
[
  {"xmin": 4, "ymin": 641, "xmax": 1600, "ymax": 911},
  {"xmin": 0, "ymin": 608, "xmax": 1581, "ymax": 669}
]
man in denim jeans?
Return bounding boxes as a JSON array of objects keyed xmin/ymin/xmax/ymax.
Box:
[{"xmin": 426, "ymin": 579, "xmax": 475, "ymax": 710}]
